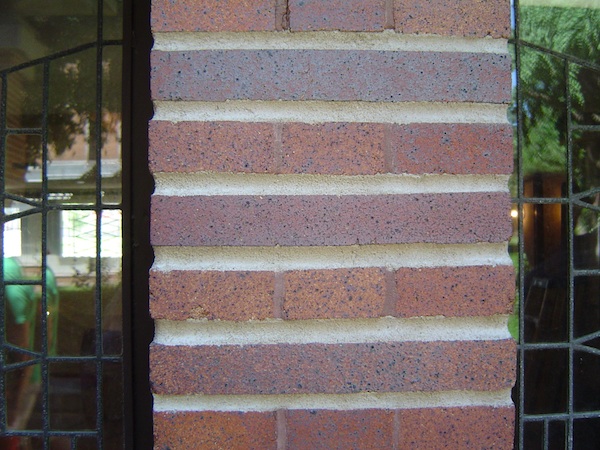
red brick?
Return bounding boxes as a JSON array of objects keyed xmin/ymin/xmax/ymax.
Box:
[
  {"xmin": 150, "ymin": 193, "xmax": 512, "ymax": 247},
  {"xmin": 289, "ymin": 0, "xmax": 387, "ymax": 31},
  {"xmin": 283, "ymin": 268, "xmax": 387, "ymax": 320},
  {"xmin": 151, "ymin": 0, "xmax": 277, "ymax": 32},
  {"xmin": 395, "ymin": 266, "xmax": 515, "ymax": 318},
  {"xmin": 286, "ymin": 409, "xmax": 395, "ymax": 448},
  {"xmin": 398, "ymin": 406, "xmax": 514, "ymax": 449},
  {"xmin": 151, "ymin": 50, "xmax": 511, "ymax": 103},
  {"xmin": 150, "ymin": 122, "xmax": 512, "ymax": 176},
  {"xmin": 150, "ymin": 270, "xmax": 275, "ymax": 321},
  {"xmin": 279, "ymin": 123, "xmax": 387, "ymax": 175},
  {"xmin": 149, "ymin": 121, "xmax": 275, "ymax": 174},
  {"xmin": 394, "ymin": 0, "xmax": 511, "ymax": 38},
  {"xmin": 153, "ymin": 411, "xmax": 277, "ymax": 450},
  {"xmin": 390, "ymin": 123, "xmax": 513, "ymax": 175},
  {"xmin": 150, "ymin": 340, "xmax": 516, "ymax": 395}
]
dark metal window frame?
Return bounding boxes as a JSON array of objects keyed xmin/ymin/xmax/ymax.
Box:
[
  {"xmin": 512, "ymin": 1, "xmax": 600, "ymax": 448},
  {"xmin": 0, "ymin": 0, "xmax": 153, "ymax": 447}
]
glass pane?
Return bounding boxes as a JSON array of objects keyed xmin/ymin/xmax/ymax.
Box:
[
  {"xmin": 1, "ymin": 0, "xmax": 125, "ymax": 444},
  {"xmin": 519, "ymin": 47, "xmax": 568, "ymax": 198},
  {"xmin": 519, "ymin": 5, "xmax": 600, "ymax": 62},
  {"xmin": 5, "ymin": 134, "xmax": 41, "ymax": 198},
  {"xmin": 523, "ymin": 348, "xmax": 568, "ymax": 414},
  {"xmin": 573, "ymin": 205, "xmax": 600, "ymax": 270},
  {"xmin": 573, "ymin": 350, "xmax": 600, "ymax": 412},
  {"xmin": 573, "ymin": 418, "xmax": 600, "ymax": 450},
  {"xmin": 570, "ymin": 66, "xmax": 600, "ymax": 129},
  {"xmin": 49, "ymin": 362, "xmax": 95, "ymax": 431},
  {"xmin": 4, "ymin": 364, "xmax": 42, "ymax": 430},
  {"xmin": 573, "ymin": 276, "xmax": 600, "ymax": 339},
  {"xmin": 572, "ymin": 132, "xmax": 600, "ymax": 197},
  {"xmin": 104, "ymin": 0, "xmax": 123, "ymax": 41},
  {"xmin": 48, "ymin": 49, "xmax": 98, "ymax": 205},
  {"xmin": 101, "ymin": 46, "xmax": 122, "ymax": 205},
  {"xmin": 0, "ymin": 1, "xmax": 99, "ymax": 70},
  {"xmin": 7, "ymin": 68, "xmax": 43, "ymax": 129}
]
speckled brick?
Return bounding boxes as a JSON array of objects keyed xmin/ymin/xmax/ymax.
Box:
[
  {"xmin": 286, "ymin": 409, "xmax": 395, "ymax": 449},
  {"xmin": 395, "ymin": 266, "xmax": 515, "ymax": 318},
  {"xmin": 149, "ymin": 121, "xmax": 275, "ymax": 174},
  {"xmin": 150, "ymin": 270, "xmax": 275, "ymax": 321},
  {"xmin": 279, "ymin": 123, "xmax": 387, "ymax": 175},
  {"xmin": 398, "ymin": 406, "xmax": 514, "ymax": 449},
  {"xmin": 151, "ymin": 0, "xmax": 277, "ymax": 32},
  {"xmin": 289, "ymin": 0, "xmax": 387, "ymax": 31},
  {"xmin": 150, "ymin": 121, "xmax": 513, "ymax": 176},
  {"xmin": 394, "ymin": 0, "xmax": 511, "ymax": 38},
  {"xmin": 390, "ymin": 123, "xmax": 513, "ymax": 175},
  {"xmin": 153, "ymin": 411, "xmax": 277, "ymax": 450},
  {"xmin": 283, "ymin": 268, "xmax": 387, "ymax": 320},
  {"xmin": 150, "ymin": 193, "xmax": 512, "ymax": 247},
  {"xmin": 151, "ymin": 50, "xmax": 511, "ymax": 103},
  {"xmin": 150, "ymin": 340, "xmax": 516, "ymax": 395}
]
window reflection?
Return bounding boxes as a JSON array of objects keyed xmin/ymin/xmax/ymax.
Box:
[
  {"xmin": 1, "ymin": 0, "xmax": 124, "ymax": 447},
  {"xmin": 515, "ymin": 2, "xmax": 600, "ymax": 448}
]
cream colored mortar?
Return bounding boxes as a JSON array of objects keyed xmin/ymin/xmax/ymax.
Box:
[
  {"xmin": 153, "ymin": 30, "xmax": 508, "ymax": 54},
  {"xmin": 153, "ymin": 100, "xmax": 509, "ymax": 124},
  {"xmin": 153, "ymin": 173, "xmax": 509, "ymax": 196},
  {"xmin": 152, "ymin": 243, "xmax": 511, "ymax": 272},
  {"xmin": 153, "ymin": 388, "xmax": 513, "ymax": 412},
  {"xmin": 153, "ymin": 316, "xmax": 512, "ymax": 346}
]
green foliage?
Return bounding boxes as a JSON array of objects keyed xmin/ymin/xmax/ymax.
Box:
[{"xmin": 517, "ymin": 6, "xmax": 600, "ymax": 182}]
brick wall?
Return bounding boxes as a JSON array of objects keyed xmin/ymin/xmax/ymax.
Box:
[{"xmin": 149, "ymin": 0, "xmax": 515, "ymax": 448}]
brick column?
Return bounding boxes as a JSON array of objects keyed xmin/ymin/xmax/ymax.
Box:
[{"xmin": 149, "ymin": 1, "xmax": 515, "ymax": 448}]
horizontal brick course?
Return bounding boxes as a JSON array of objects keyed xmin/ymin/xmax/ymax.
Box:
[
  {"xmin": 283, "ymin": 268, "xmax": 387, "ymax": 319},
  {"xmin": 289, "ymin": 0, "xmax": 388, "ymax": 31},
  {"xmin": 152, "ymin": 407, "xmax": 514, "ymax": 449},
  {"xmin": 286, "ymin": 409, "xmax": 396, "ymax": 448},
  {"xmin": 153, "ymin": 411, "xmax": 277, "ymax": 449},
  {"xmin": 150, "ymin": 266, "xmax": 514, "ymax": 321},
  {"xmin": 394, "ymin": 0, "xmax": 511, "ymax": 38},
  {"xmin": 149, "ymin": 122, "xmax": 512, "ymax": 176},
  {"xmin": 395, "ymin": 266, "xmax": 515, "ymax": 318},
  {"xmin": 150, "ymin": 271, "xmax": 275, "ymax": 321},
  {"xmin": 150, "ymin": 340, "xmax": 516, "ymax": 395},
  {"xmin": 399, "ymin": 406, "xmax": 515, "ymax": 448},
  {"xmin": 151, "ymin": 0, "xmax": 277, "ymax": 32},
  {"xmin": 151, "ymin": 193, "xmax": 512, "ymax": 247},
  {"xmin": 151, "ymin": 50, "xmax": 511, "ymax": 103}
]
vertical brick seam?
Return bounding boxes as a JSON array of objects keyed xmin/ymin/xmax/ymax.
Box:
[{"xmin": 275, "ymin": 0, "xmax": 290, "ymax": 31}]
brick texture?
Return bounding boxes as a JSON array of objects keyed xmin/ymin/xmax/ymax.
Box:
[
  {"xmin": 150, "ymin": 340, "xmax": 516, "ymax": 395},
  {"xmin": 289, "ymin": 0, "xmax": 388, "ymax": 31},
  {"xmin": 150, "ymin": 270, "xmax": 275, "ymax": 321},
  {"xmin": 150, "ymin": 266, "xmax": 514, "ymax": 321},
  {"xmin": 151, "ymin": 193, "xmax": 512, "ymax": 247},
  {"xmin": 285, "ymin": 409, "xmax": 396, "ymax": 449},
  {"xmin": 395, "ymin": 266, "xmax": 515, "ymax": 317},
  {"xmin": 151, "ymin": 50, "xmax": 511, "ymax": 103},
  {"xmin": 283, "ymin": 268, "xmax": 387, "ymax": 319},
  {"xmin": 149, "ymin": 122, "xmax": 512, "ymax": 176},
  {"xmin": 150, "ymin": 0, "xmax": 516, "ymax": 446},
  {"xmin": 153, "ymin": 411, "xmax": 277, "ymax": 450},
  {"xmin": 399, "ymin": 406, "xmax": 515, "ymax": 449},
  {"xmin": 149, "ymin": 122, "xmax": 275, "ymax": 174},
  {"xmin": 151, "ymin": 0, "xmax": 277, "ymax": 32},
  {"xmin": 389, "ymin": 123, "xmax": 513, "ymax": 175},
  {"xmin": 394, "ymin": 0, "xmax": 511, "ymax": 38}
]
